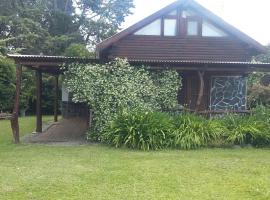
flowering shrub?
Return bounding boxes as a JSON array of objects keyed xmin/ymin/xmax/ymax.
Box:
[{"xmin": 63, "ymin": 58, "xmax": 181, "ymax": 140}]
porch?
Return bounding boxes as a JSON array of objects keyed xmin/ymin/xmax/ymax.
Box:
[{"xmin": 7, "ymin": 54, "xmax": 270, "ymax": 143}]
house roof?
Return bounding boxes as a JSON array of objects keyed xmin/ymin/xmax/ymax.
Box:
[
  {"xmin": 97, "ymin": 0, "xmax": 266, "ymax": 54},
  {"xmin": 8, "ymin": 54, "xmax": 270, "ymax": 73}
]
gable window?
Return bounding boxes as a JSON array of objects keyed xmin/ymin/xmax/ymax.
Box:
[
  {"xmin": 187, "ymin": 20, "xmax": 199, "ymax": 36},
  {"xmin": 164, "ymin": 19, "xmax": 177, "ymax": 36},
  {"xmin": 134, "ymin": 19, "xmax": 161, "ymax": 36},
  {"xmin": 202, "ymin": 21, "xmax": 227, "ymax": 37}
]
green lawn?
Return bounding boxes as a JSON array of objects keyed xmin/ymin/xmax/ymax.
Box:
[{"xmin": 0, "ymin": 117, "xmax": 270, "ymax": 200}]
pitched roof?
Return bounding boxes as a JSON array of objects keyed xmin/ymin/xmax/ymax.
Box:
[{"xmin": 97, "ymin": 0, "xmax": 266, "ymax": 54}]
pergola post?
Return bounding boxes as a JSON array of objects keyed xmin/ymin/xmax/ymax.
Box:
[
  {"xmin": 10, "ymin": 64, "xmax": 22, "ymax": 143},
  {"xmin": 54, "ymin": 75, "xmax": 59, "ymax": 122},
  {"xmin": 195, "ymin": 71, "xmax": 205, "ymax": 112},
  {"xmin": 36, "ymin": 70, "xmax": 42, "ymax": 133}
]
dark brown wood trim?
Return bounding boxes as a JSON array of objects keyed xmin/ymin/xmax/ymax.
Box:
[
  {"xmin": 54, "ymin": 75, "xmax": 59, "ymax": 122},
  {"xmin": 161, "ymin": 17, "xmax": 164, "ymax": 36},
  {"xmin": 195, "ymin": 70, "xmax": 205, "ymax": 112},
  {"xmin": 36, "ymin": 70, "xmax": 42, "ymax": 133},
  {"xmin": 10, "ymin": 64, "xmax": 22, "ymax": 143}
]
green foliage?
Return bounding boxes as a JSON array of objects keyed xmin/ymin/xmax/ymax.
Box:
[
  {"xmin": 104, "ymin": 106, "xmax": 270, "ymax": 150},
  {"xmin": 63, "ymin": 58, "xmax": 181, "ymax": 138},
  {"xmin": 248, "ymin": 45, "xmax": 270, "ymax": 107},
  {"xmin": 171, "ymin": 113, "xmax": 222, "ymax": 149},
  {"xmin": 220, "ymin": 106, "xmax": 270, "ymax": 146},
  {"xmin": 64, "ymin": 43, "xmax": 93, "ymax": 58},
  {"xmin": 254, "ymin": 45, "xmax": 270, "ymax": 63},
  {"xmin": 0, "ymin": 0, "xmax": 134, "ymax": 54},
  {"xmin": 0, "ymin": 56, "xmax": 37, "ymax": 113},
  {"xmin": 0, "ymin": 56, "xmax": 15, "ymax": 112},
  {"xmin": 151, "ymin": 70, "xmax": 181, "ymax": 111},
  {"xmin": 104, "ymin": 110, "xmax": 223, "ymax": 150},
  {"xmin": 248, "ymin": 82, "xmax": 270, "ymax": 108},
  {"xmin": 103, "ymin": 109, "xmax": 173, "ymax": 150}
]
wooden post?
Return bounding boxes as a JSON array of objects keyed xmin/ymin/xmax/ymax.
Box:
[
  {"xmin": 54, "ymin": 75, "xmax": 59, "ymax": 122},
  {"xmin": 10, "ymin": 64, "xmax": 22, "ymax": 143},
  {"xmin": 195, "ymin": 71, "xmax": 205, "ymax": 112},
  {"xmin": 36, "ymin": 70, "xmax": 42, "ymax": 133}
]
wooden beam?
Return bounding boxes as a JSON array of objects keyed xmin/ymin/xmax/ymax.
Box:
[
  {"xmin": 54, "ymin": 75, "xmax": 59, "ymax": 122},
  {"xmin": 195, "ymin": 71, "xmax": 205, "ymax": 112},
  {"xmin": 36, "ymin": 70, "xmax": 42, "ymax": 133},
  {"xmin": 10, "ymin": 64, "xmax": 22, "ymax": 143}
]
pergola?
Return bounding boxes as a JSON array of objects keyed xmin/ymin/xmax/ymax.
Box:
[
  {"xmin": 7, "ymin": 54, "xmax": 99, "ymax": 143},
  {"xmin": 7, "ymin": 54, "xmax": 270, "ymax": 143}
]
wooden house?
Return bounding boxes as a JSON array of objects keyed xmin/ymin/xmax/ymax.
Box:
[
  {"xmin": 97, "ymin": 0, "xmax": 267, "ymax": 113},
  {"xmin": 7, "ymin": 0, "xmax": 270, "ymax": 142}
]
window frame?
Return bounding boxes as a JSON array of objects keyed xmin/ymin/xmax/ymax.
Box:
[
  {"xmin": 162, "ymin": 9, "xmax": 179, "ymax": 37},
  {"xmin": 186, "ymin": 16, "xmax": 202, "ymax": 37}
]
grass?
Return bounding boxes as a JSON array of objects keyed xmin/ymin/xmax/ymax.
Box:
[{"xmin": 0, "ymin": 117, "xmax": 270, "ymax": 200}]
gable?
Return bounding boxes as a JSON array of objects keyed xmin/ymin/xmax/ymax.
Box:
[
  {"xmin": 97, "ymin": 0, "xmax": 266, "ymax": 60},
  {"xmin": 134, "ymin": 8, "xmax": 228, "ymax": 38}
]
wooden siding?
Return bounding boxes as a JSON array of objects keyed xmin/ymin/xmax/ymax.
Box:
[{"xmin": 105, "ymin": 35, "xmax": 252, "ymax": 62}]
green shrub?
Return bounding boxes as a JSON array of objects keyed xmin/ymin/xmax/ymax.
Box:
[
  {"xmin": 104, "ymin": 110, "xmax": 226, "ymax": 150},
  {"xmin": 103, "ymin": 109, "xmax": 173, "ymax": 150},
  {"xmin": 221, "ymin": 109, "xmax": 270, "ymax": 146},
  {"xmin": 63, "ymin": 58, "xmax": 181, "ymax": 139},
  {"xmin": 171, "ymin": 113, "xmax": 223, "ymax": 149}
]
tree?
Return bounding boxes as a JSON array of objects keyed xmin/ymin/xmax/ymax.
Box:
[
  {"xmin": 0, "ymin": 0, "xmax": 134, "ymax": 54},
  {"xmin": 64, "ymin": 43, "xmax": 94, "ymax": 57},
  {"xmin": 0, "ymin": 56, "xmax": 15, "ymax": 112},
  {"xmin": 248, "ymin": 45, "xmax": 270, "ymax": 108},
  {"xmin": 0, "ymin": 0, "xmax": 134, "ymax": 115}
]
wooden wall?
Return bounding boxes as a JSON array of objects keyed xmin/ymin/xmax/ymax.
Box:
[{"xmin": 104, "ymin": 35, "xmax": 253, "ymax": 62}]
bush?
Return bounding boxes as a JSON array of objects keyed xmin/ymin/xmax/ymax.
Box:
[
  {"xmin": 63, "ymin": 58, "xmax": 181, "ymax": 139},
  {"xmin": 171, "ymin": 113, "xmax": 223, "ymax": 149},
  {"xmin": 104, "ymin": 110, "xmax": 224, "ymax": 150},
  {"xmin": 103, "ymin": 109, "xmax": 173, "ymax": 150},
  {"xmin": 103, "ymin": 106, "xmax": 270, "ymax": 150},
  {"xmin": 220, "ymin": 107, "xmax": 270, "ymax": 146}
]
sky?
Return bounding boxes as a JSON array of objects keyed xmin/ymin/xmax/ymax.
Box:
[{"xmin": 121, "ymin": 0, "xmax": 270, "ymax": 45}]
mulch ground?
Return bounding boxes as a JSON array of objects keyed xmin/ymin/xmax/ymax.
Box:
[{"xmin": 22, "ymin": 117, "xmax": 89, "ymax": 144}]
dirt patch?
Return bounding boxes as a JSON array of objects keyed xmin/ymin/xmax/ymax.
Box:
[{"xmin": 23, "ymin": 117, "xmax": 89, "ymax": 143}]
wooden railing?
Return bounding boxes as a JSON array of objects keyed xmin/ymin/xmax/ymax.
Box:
[{"xmin": 0, "ymin": 113, "xmax": 13, "ymax": 120}]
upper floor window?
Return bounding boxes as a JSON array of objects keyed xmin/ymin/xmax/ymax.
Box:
[
  {"xmin": 202, "ymin": 21, "xmax": 227, "ymax": 37},
  {"xmin": 134, "ymin": 9, "xmax": 178, "ymax": 37},
  {"xmin": 164, "ymin": 19, "xmax": 177, "ymax": 36},
  {"xmin": 187, "ymin": 20, "xmax": 199, "ymax": 36},
  {"xmin": 134, "ymin": 19, "xmax": 161, "ymax": 36}
]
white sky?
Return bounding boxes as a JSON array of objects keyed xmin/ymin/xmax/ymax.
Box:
[{"xmin": 121, "ymin": 0, "xmax": 270, "ymax": 45}]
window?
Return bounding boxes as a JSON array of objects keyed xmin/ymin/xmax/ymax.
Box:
[
  {"xmin": 164, "ymin": 19, "xmax": 177, "ymax": 36},
  {"xmin": 187, "ymin": 21, "xmax": 198, "ymax": 36},
  {"xmin": 202, "ymin": 21, "xmax": 227, "ymax": 37},
  {"xmin": 134, "ymin": 19, "xmax": 161, "ymax": 36}
]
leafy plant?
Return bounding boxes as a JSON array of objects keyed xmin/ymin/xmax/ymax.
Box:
[
  {"xmin": 63, "ymin": 58, "xmax": 181, "ymax": 139},
  {"xmin": 171, "ymin": 113, "xmax": 222, "ymax": 149},
  {"xmin": 221, "ymin": 109, "xmax": 270, "ymax": 146},
  {"xmin": 103, "ymin": 109, "xmax": 173, "ymax": 150}
]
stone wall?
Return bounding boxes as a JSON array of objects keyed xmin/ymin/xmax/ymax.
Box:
[{"xmin": 210, "ymin": 76, "xmax": 247, "ymax": 111}]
